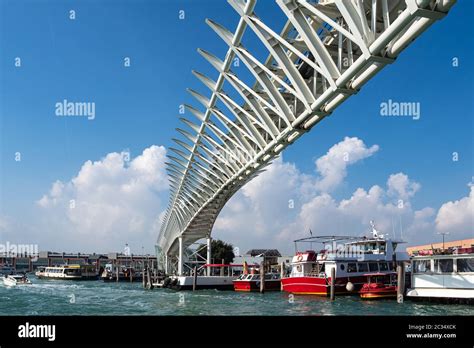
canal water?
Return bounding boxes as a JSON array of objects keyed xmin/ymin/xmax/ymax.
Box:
[{"xmin": 1, "ymin": 278, "xmax": 472, "ymax": 315}]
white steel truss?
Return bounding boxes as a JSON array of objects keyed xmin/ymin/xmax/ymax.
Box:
[{"xmin": 157, "ymin": 0, "xmax": 456, "ymax": 274}]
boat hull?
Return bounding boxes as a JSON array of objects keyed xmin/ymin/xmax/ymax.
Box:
[
  {"xmin": 360, "ymin": 286, "xmax": 397, "ymax": 299},
  {"xmin": 281, "ymin": 276, "xmax": 367, "ymax": 296},
  {"xmin": 167, "ymin": 276, "xmax": 236, "ymax": 291},
  {"xmin": 36, "ymin": 274, "xmax": 98, "ymax": 280},
  {"xmin": 101, "ymin": 275, "xmax": 143, "ymax": 282},
  {"xmin": 233, "ymin": 279, "xmax": 281, "ymax": 292}
]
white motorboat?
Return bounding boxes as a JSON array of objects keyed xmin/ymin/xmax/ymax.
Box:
[{"xmin": 3, "ymin": 274, "xmax": 32, "ymax": 286}]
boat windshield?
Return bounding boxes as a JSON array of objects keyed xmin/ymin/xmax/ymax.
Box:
[{"xmin": 65, "ymin": 269, "xmax": 81, "ymax": 276}]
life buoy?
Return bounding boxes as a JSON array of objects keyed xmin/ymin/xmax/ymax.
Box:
[{"xmin": 296, "ymin": 254, "xmax": 304, "ymax": 262}]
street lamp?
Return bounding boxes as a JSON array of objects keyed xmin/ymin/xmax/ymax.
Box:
[{"xmin": 437, "ymin": 232, "xmax": 450, "ymax": 250}]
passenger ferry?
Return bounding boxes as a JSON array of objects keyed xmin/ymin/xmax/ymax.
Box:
[
  {"xmin": 100, "ymin": 264, "xmax": 143, "ymax": 282},
  {"xmin": 281, "ymin": 221, "xmax": 409, "ymax": 296},
  {"xmin": 406, "ymin": 246, "xmax": 474, "ymax": 303},
  {"xmin": 35, "ymin": 264, "xmax": 98, "ymax": 280}
]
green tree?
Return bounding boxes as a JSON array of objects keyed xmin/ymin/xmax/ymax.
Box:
[{"xmin": 198, "ymin": 239, "xmax": 235, "ymax": 264}]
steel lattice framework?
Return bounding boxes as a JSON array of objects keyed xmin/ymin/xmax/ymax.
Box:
[{"xmin": 157, "ymin": 0, "xmax": 456, "ymax": 274}]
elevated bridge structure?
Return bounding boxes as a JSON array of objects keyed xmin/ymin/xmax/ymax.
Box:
[{"xmin": 157, "ymin": 0, "xmax": 456, "ymax": 275}]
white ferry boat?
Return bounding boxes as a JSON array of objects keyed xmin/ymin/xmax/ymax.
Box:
[
  {"xmin": 407, "ymin": 247, "xmax": 474, "ymax": 303},
  {"xmin": 35, "ymin": 264, "xmax": 98, "ymax": 280}
]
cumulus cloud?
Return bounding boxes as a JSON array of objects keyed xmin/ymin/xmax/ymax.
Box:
[
  {"xmin": 387, "ymin": 173, "xmax": 421, "ymax": 200},
  {"xmin": 435, "ymin": 184, "xmax": 474, "ymax": 235},
  {"xmin": 213, "ymin": 136, "xmax": 441, "ymax": 254},
  {"xmin": 313, "ymin": 136, "xmax": 379, "ymax": 192},
  {"xmin": 35, "ymin": 145, "xmax": 168, "ymax": 253}
]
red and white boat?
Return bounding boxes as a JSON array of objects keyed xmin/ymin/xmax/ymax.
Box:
[
  {"xmin": 233, "ymin": 263, "xmax": 281, "ymax": 292},
  {"xmin": 281, "ymin": 221, "xmax": 409, "ymax": 296},
  {"xmin": 359, "ymin": 272, "xmax": 397, "ymax": 299}
]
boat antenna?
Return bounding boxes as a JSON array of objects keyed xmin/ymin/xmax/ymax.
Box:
[{"xmin": 370, "ymin": 220, "xmax": 378, "ymax": 238}]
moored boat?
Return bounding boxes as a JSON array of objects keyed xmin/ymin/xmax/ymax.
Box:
[
  {"xmin": 100, "ymin": 264, "xmax": 143, "ymax": 282},
  {"xmin": 163, "ymin": 263, "xmax": 244, "ymax": 290},
  {"xmin": 359, "ymin": 272, "xmax": 397, "ymax": 299},
  {"xmin": 406, "ymin": 246, "xmax": 474, "ymax": 304},
  {"xmin": 233, "ymin": 273, "xmax": 281, "ymax": 292},
  {"xmin": 281, "ymin": 221, "xmax": 409, "ymax": 296}
]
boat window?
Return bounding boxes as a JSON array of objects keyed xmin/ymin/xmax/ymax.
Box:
[
  {"xmin": 413, "ymin": 260, "xmax": 430, "ymax": 273},
  {"xmin": 264, "ymin": 274, "xmax": 272, "ymax": 280},
  {"xmin": 434, "ymin": 259, "xmax": 453, "ymax": 273},
  {"xmin": 369, "ymin": 263, "xmax": 378, "ymax": 272},
  {"xmin": 347, "ymin": 263, "xmax": 357, "ymax": 273},
  {"xmin": 388, "ymin": 262, "xmax": 395, "ymax": 271},
  {"xmin": 379, "ymin": 263, "xmax": 388, "ymax": 271},
  {"xmin": 340, "ymin": 264, "xmax": 345, "ymax": 271},
  {"xmin": 357, "ymin": 263, "xmax": 368, "ymax": 272},
  {"xmin": 457, "ymin": 258, "xmax": 474, "ymax": 273}
]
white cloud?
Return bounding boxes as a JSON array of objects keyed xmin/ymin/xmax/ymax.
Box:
[
  {"xmin": 387, "ymin": 172, "xmax": 420, "ymax": 200},
  {"xmin": 213, "ymin": 136, "xmax": 442, "ymax": 254},
  {"xmin": 35, "ymin": 145, "xmax": 168, "ymax": 253},
  {"xmin": 435, "ymin": 184, "xmax": 474, "ymax": 236},
  {"xmin": 313, "ymin": 136, "xmax": 379, "ymax": 192}
]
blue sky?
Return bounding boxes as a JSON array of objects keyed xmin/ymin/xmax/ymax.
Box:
[{"xmin": 0, "ymin": 0, "xmax": 472, "ymax": 253}]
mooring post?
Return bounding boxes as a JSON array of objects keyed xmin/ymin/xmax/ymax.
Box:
[
  {"xmin": 280, "ymin": 262, "xmax": 285, "ymax": 291},
  {"xmin": 260, "ymin": 262, "xmax": 265, "ymax": 294},
  {"xmin": 192, "ymin": 266, "xmax": 197, "ymax": 291},
  {"xmin": 206, "ymin": 237, "xmax": 211, "ymax": 276},
  {"xmin": 146, "ymin": 266, "xmax": 153, "ymax": 289},
  {"xmin": 330, "ymin": 266, "xmax": 336, "ymax": 301},
  {"xmin": 142, "ymin": 264, "xmax": 146, "ymax": 288},
  {"xmin": 397, "ymin": 262, "xmax": 405, "ymax": 303},
  {"xmin": 116, "ymin": 261, "xmax": 119, "ymax": 283}
]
